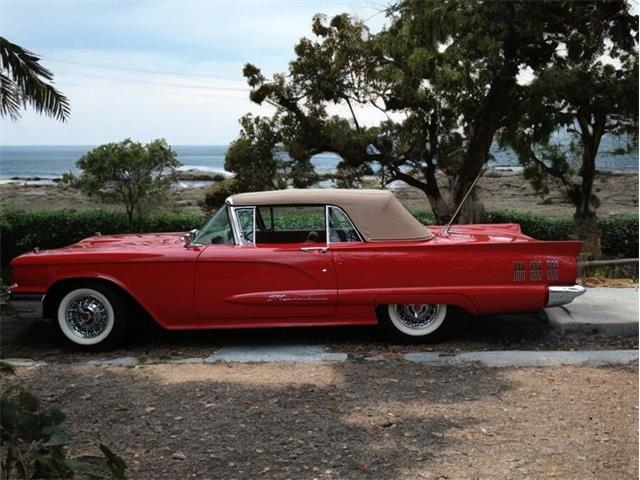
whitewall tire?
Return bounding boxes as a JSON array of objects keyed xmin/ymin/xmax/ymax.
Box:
[
  {"xmin": 380, "ymin": 303, "xmax": 448, "ymax": 341},
  {"xmin": 54, "ymin": 284, "xmax": 127, "ymax": 348}
]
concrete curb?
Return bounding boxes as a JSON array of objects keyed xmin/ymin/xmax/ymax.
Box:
[
  {"xmin": 205, "ymin": 345, "xmax": 349, "ymax": 363},
  {"xmin": 2, "ymin": 349, "xmax": 637, "ymax": 369},
  {"xmin": 545, "ymin": 287, "xmax": 639, "ymax": 337},
  {"xmin": 404, "ymin": 350, "xmax": 639, "ymax": 367}
]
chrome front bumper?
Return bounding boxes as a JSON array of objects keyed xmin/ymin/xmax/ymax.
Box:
[
  {"xmin": 545, "ymin": 285, "xmax": 587, "ymax": 307},
  {"xmin": 7, "ymin": 293, "xmax": 44, "ymax": 319}
]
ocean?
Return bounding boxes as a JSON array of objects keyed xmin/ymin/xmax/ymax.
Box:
[{"xmin": 0, "ymin": 139, "xmax": 637, "ymax": 183}]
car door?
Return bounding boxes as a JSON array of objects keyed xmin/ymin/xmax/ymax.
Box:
[{"xmin": 194, "ymin": 205, "xmax": 337, "ymax": 320}]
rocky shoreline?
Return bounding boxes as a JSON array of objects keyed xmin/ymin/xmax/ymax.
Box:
[{"xmin": 0, "ymin": 170, "xmax": 637, "ymax": 217}]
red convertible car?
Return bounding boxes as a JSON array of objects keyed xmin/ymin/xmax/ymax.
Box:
[{"xmin": 9, "ymin": 189, "xmax": 585, "ymax": 348}]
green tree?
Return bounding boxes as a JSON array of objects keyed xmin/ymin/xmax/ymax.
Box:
[
  {"xmin": 225, "ymin": 114, "xmax": 285, "ymax": 191},
  {"xmin": 75, "ymin": 139, "xmax": 181, "ymax": 225},
  {"xmin": 206, "ymin": 114, "xmax": 318, "ymax": 208},
  {"xmin": 239, "ymin": 17, "xmax": 381, "ymax": 198},
  {"xmin": 504, "ymin": 1, "xmax": 637, "ymax": 258},
  {"xmin": 0, "ymin": 37, "xmax": 70, "ymax": 121},
  {"xmin": 240, "ymin": 3, "xmax": 628, "ymax": 223}
]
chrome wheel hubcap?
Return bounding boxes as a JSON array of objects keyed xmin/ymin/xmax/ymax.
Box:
[
  {"xmin": 65, "ymin": 295, "xmax": 109, "ymax": 338},
  {"xmin": 394, "ymin": 303, "xmax": 439, "ymax": 329}
]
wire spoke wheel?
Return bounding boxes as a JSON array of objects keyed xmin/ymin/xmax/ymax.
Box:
[
  {"xmin": 57, "ymin": 287, "xmax": 117, "ymax": 346},
  {"xmin": 386, "ymin": 303, "xmax": 447, "ymax": 337},
  {"xmin": 65, "ymin": 294, "xmax": 110, "ymax": 338}
]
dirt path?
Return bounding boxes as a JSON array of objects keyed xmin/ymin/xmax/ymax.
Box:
[{"xmin": 3, "ymin": 363, "xmax": 637, "ymax": 480}]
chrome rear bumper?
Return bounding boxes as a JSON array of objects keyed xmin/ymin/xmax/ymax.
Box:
[
  {"xmin": 545, "ymin": 285, "xmax": 586, "ymax": 307},
  {"xmin": 7, "ymin": 293, "xmax": 44, "ymax": 319}
]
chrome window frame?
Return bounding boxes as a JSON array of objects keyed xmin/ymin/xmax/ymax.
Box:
[
  {"xmin": 229, "ymin": 205, "xmax": 256, "ymax": 245},
  {"xmin": 326, "ymin": 204, "xmax": 363, "ymax": 244},
  {"xmin": 227, "ymin": 203, "xmax": 364, "ymax": 246}
]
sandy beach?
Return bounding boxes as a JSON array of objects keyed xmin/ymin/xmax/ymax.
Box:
[{"xmin": 0, "ymin": 170, "xmax": 637, "ymax": 217}]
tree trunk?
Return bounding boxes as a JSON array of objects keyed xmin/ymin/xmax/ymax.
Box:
[
  {"xmin": 449, "ymin": 24, "xmax": 520, "ymax": 224},
  {"xmin": 574, "ymin": 210, "xmax": 601, "ymax": 260},
  {"xmin": 424, "ymin": 189, "xmax": 453, "ymax": 225},
  {"xmin": 449, "ymin": 168, "xmax": 487, "ymax": 224},
  {"xmin": 452, "ymin": 185, "xmax": 486, "ymax": 225},
  {"xmin": 574, "ymin": 113, "xmax": 605, "ymax": 260},
  {"xmin": 392, "ymin": 170, "xmax": 453, "ymax": 224}
]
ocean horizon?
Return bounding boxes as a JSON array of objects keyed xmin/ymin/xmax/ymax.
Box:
[{"xmin": 0, "ymin": 140, "xmax": 637, "ymax": 183}]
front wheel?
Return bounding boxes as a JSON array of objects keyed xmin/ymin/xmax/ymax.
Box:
[
  {"xmin": 54, "ymin": 284, "xmax": 128, "ymax": 349},
  {"xmin": 378, "ymin": 303, "xmax": 447, "ymax": 342}
]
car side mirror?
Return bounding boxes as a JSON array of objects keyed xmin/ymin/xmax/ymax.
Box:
[{"xmin": 182, "ymin": 229, "xmax": 199, "ymax": 247}]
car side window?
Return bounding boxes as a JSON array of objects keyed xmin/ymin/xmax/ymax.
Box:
[
  {"xmin": 194, "ymin": 206, "xmax": 234, "ymax": 244},
  {"xmin": 235, "ymin": 208, "xmax": 255, "ymax": 244},
  {"xmin": 254, "ymin": 205, "xmax": 326, "ymax": 244},
  {"xmin": 329, "ymin": 206, "xmax": 361, "ymax": 242}
]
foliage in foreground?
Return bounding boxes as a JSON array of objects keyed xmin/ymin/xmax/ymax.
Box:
[
  {"xmin": 1, "ymin": 209, "xmax": 636, "ymax": 267},
  {"xmin": 0, "ymin": 388, "xmax": 126, "ymax": 479}
]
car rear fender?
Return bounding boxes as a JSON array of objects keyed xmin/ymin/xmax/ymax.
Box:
[{"xmin": 374, "ymin": 292, "xmax": 478, "ymax": 314}]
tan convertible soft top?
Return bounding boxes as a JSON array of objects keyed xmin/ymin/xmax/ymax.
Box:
[{"xmin": 228, "ymin": 189, "xmax": 433, "ymax": 242}]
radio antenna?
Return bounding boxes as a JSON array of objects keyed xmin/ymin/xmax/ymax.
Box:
[{"xmin": 443, "ymin": 168, "xmax": 485, "ymax": 237}]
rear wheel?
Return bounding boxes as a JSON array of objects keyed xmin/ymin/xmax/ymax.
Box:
[
  {"xmin": 378, "ymin": 303, "xmax": 447, "ymax": 342},
  {"xmin": 54, "ymin": 283, "xmax": 128, "ymax": 349}
]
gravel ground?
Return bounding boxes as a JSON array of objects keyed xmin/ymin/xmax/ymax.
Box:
[
  {"xmin": 1, "ymin": 309, "xmax": 637, "ymax": 363},
  {"xmin": 2, "ymin": 362, "xmax": 637, "ymax": 480}
]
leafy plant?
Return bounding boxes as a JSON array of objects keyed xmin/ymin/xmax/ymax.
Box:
[
  {"xmin": 501, "ymin": 3, "xmax": 638, "ymax": 259},
  {"xmin": 0, "ymin": 388, "xmax": 126, "ymax": 479},
  {"xmin": 2, "ymin": 208, "xmax": 637, "ymax": 265},
  {"xmin": 75, "ymin": 139, "xmax": 181, "ymax": 225},
  {"xmin": 0, "ymin": 209, "xmax": 204, "ymax": 269}
]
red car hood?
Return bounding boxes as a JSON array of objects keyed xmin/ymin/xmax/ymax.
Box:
[
  {"xmin": 10, "ymin": 232, "xmax": 188, "ymax": 267},
  {"xmin": 69, "ymin": 232, "xmax": 186, "ymax": 250}
]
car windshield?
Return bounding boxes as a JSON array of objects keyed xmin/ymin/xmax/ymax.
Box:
[{"xmin": 193, "ymin": 207, "xmax": 234, "ymax": 244}]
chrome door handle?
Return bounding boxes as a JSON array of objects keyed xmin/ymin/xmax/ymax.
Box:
[{"xmin": 299, "ymin": 246, "xmax": 330, "ymax": 253}]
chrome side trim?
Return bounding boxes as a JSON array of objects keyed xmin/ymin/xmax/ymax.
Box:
[
  {"xmin": 299, "ymin": 246, "xmax": 330, "ymax": 253},
  {"xmin": 513, "ymin": 261, "xmax": 525, "ymax": 282},
  {"xmin": 545, "ymin": 285, "xmax": 586, "ymax": 307},
  {"xmin": 8, "ymin": 293, "xmax": 44, "ymax": 319},
  {"xmin": 547, "ymin": 260, "xmax": 559, "ymax": 280},
  {"xmin": 530, "ymin": 260, "xmax": 542, "ymax": 281}
]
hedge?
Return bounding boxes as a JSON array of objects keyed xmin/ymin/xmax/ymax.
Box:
[
  {"xmin": 1, "ymin": 208, "xmax": 637, "ymax": 268},
  {"xmin": 409, "ymin": 209, "xmax": 636, "ymax": 258},
  {"xmin": 1, "ymin": 209, "xmax": 204, "ymax": 268}
]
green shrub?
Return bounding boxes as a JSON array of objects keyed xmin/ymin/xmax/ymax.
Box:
[
  {"xmin": 486, "ymin": 210, "xmax": 638, "ymax": 258},
  {"xmin": 599, "ymin": 214, "xmax": 639, "ymax": 259},
  {"xmin": 485, "ymin": 210, "xmax": 574, "ymax": 240},
  {"xmin": 411, "ymin": 208, "xmax": 637, "ymax": 258},
  {"xmin": 1, "ymin": 209, "xmax": 204, "ymax": 267},
  {"xmin": 1, "ymin": 208, "xmax": 636, "ymax": 267},
  {"xmin": 408, "ymin": 209, "xmax": 434, "ymax": 225}
]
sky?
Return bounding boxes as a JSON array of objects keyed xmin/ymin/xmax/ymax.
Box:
[{"xmin": 0, "ymin": 0, "xmax": 388, "ymax": 145}]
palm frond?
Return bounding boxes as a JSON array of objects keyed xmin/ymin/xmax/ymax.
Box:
[
  {"xmin": 0, "ymin": 36, "xmax": 70, "ymax": 121},
  {"xmin": 0, "ymin": 73, "xmax": 21, "ymax": 120}
]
